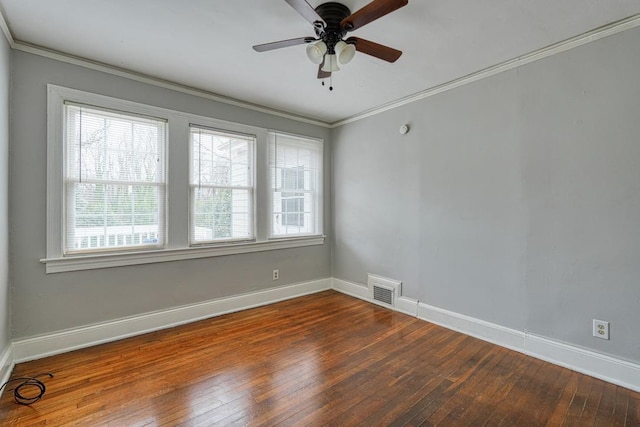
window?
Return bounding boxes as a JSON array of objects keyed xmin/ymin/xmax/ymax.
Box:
[
  {"xmin": 190, "ymin": 126, "xmax": 254, "ymax": 244},
  {"xmin": 270, "ymin": 132, "xmax": 322, "ymax": 237},
  {"xmin": 281, "ymin": 166, "xmax": 305, "ymax": 227},
  {"xmin": 64, "ymin": 104, "xmax": 166, "ymax": 254},
  {"xmin": 44, "ymin": 85, "xmax": 324, "ymax": 273}
]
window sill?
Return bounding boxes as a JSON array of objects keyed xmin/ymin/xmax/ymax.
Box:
[{"xmin": 40, "ymin": 236, "xmax": 326, "ymax": 274}]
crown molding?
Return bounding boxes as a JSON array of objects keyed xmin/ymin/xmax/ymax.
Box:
[
  {"xmin": 11, "ymin": 40, "xmax": 332, "ymax": 128},
  {"xmin": 2, "ymin": 9, "xmax": 639, "ymax": 128},
  {"xmin": 330, "ymin": 13, "xmax": 640, "ymax": 128},
  {"xmin": 0, "ymin": 7, "xmax": 15, "ymax": 48}
]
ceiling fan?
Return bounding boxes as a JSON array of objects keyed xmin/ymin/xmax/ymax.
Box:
[{"xmin": 253, "ymin": 0, "xmax": 408, "ymax": 89}]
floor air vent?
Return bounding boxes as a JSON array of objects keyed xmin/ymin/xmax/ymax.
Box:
[
  {"xmin": 368, "ymin": 274, "xmax": 402, "ymax": 308},
  {"xmin": 373, "ymin": 285, "xmax": 394, "ymax": 306}
]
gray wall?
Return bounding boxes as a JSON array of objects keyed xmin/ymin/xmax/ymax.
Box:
[
  {"xmin": 10, "ymin": 50, "xmax": 331, "ymax": 339},
  {"xmin": 0, "ymin": 34, "xmax": 10, "ymax": 362},
  {"xmin": 332, "ymin": 27, "xmax": 640, "ymax": 363}
]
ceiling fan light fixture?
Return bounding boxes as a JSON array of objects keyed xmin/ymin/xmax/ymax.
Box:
[
  {"xmin": 306, "ymin": 41, "xmax": 327, "ymax": 64},
  {"xmin": 252, "ymin": 0, "xmax": 407, "ymax": 87},
  {"xmin": 335, "ymin": 40, "xmax": 356, "ymax": 65},
  {"xmin": 321, "ymin": 54, "xmax": 340, "ymax": 72}
]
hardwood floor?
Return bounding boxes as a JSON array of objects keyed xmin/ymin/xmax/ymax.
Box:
[{"xmin": 1, "ymin": 290, "xmax": 639, "ymax": 426}]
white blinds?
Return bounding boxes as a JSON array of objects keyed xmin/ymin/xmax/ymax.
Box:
[
  {"xmin": 64, "ymin": 103, "xmax": 166, "ymax": 253},
  {"xmin": 269, "ymin": 132, "xmax": 322, "ymax": 237},
  {"xmin": 190, "ymin": 126, "xmax": 254, "ymax": 244}
]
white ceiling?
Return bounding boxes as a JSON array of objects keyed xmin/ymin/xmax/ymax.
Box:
[{"xmin": 1, "ymin": 0, "xmax": 640, "ymax": 124}]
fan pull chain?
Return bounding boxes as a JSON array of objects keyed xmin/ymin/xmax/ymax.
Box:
[
  {"xmin": 320, "ymin": 73, "xmax": 334, "ymax": 91},
  {"xmin": 328, "ymin": 54, "xmax": 333, "ymax": 90}
]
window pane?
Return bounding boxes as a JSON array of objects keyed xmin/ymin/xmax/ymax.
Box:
[
  {"xmin": 192, "ymin": 188, "xmax": 252, "ymax": 242},
  {"xmin": 64, "ymin": 104, "xmax": 166, "ymax": 253},
  {"xmin": 269, "ymin": 133, "xmax": 322, "ymax": 237},
  {"xmin": 190, "ymin": 126, "xmax": 254, "ymax": 244},
  {"xmin": 67, "ymin": 182, "xmax": 163, "ymax": 251}
]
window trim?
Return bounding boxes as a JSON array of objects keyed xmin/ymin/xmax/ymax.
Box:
[
  {"xmin": 40, "ymin": 235, "xmax": 325, "ymax": 273},
  {"xmin": 280, "ymin": 166, "xmax": 306, "ymax": 228},
  {"xmin": 268, "ymin": 131, "xmax": 324, "ymax": 239},
  {"xmin": 62, "ymin": 102, "xmax": 168, "ymax": 254},
  {"xmin": 188, "ymin": 124, "xmax": 257, "ymax": 246},
  {"xmin": 43, "ymin": 85, "xmax": 324, "ymax": 274}
]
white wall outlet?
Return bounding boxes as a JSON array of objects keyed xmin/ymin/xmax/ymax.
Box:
[
  {"xmin": 272, "ymin": 269, "xmax": 279, "ymax": 281},
  {"xmin": 593, "ymin": 319, "xmax": 610, "ymax": 340}
]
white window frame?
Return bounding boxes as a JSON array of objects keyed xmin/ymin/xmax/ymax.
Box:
[
  {"xmin": 280, "ymin": 166, "xmax": 305, "ymax": 228},
  {"xmin": 189, "ymin": 125, "xmax": 256, "ymax": 245},
  {"xmin": 63, "ymin": 102, "xmax": 168, "ymax": 255},
  {"xmin": 269, "ymin": 131, "xmax": 324, "ymax": 239},
  {"xmin": 43, "ymin": 85, "xmax": 324, "ymax": 273}
]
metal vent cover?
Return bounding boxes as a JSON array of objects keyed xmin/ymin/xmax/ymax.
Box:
[
  {"xmin": 372, "ymin": 284, "xmax": 394, "ymax": 306},
  {"xmin": 368, "ymin": 274, "xmax": 402, "ymax": 308}
]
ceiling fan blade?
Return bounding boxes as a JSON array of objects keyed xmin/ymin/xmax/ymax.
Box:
[
  {"xmin": 346, "ymin": 37, "xmax": 402, "ymax": 62},
  {"xmin": 317, "ymin": 64, "xmax": 331, "ymax": 79},
  {"xmin": 285, "ymin": 0, "xmax": 326, "ymax": 26},
  {"xmin": 253, "ymin": 37, "xmax": 316, "ymax": 52},
  {"xmin": 341, "ymin": 0, "xmax": 408, "ymax": 31}
]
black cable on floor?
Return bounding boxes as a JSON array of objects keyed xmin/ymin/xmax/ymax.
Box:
[{"xmin": 0, "ymin": 373, "xmax": 54, "ymax": 405}]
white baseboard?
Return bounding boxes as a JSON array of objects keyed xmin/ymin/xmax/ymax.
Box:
[
  {"xmin": 395, "ymin": 296, "xmax": 419, "ymax": 317},
  {"xmin": 332, "ymin": 278, "xmax": 419, "ymax": 316},
  {"xmin": 0, "ymin": 342, "xmax": 14, "ymax": 387},
  {"xmin": 417, "ymin": 302, "xmax": 526, "ymax": 352},
  {"xmin": 6, "ymin": 276, "xmax": 640, "ymax": 393},
  {"xmin": 332, "ymin": 278, "xmax": 369, "ymax": 300},
  {"xmin": 417, "ymin": 302, "xmax": 640, "ymax": 393},
  {"xmin": 331, "ymin": 279, "xmax": 640, "ymax": 392},
  {"xmin": 13, "ymin": 278, "xmax": 331, "ymax": 363},
  {"xmin": 525, "ymin": 334, "xmax": 640, "ymax": 393}
]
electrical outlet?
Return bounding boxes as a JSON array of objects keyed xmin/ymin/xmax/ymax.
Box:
[
  {"xmin": 272, "ymin": 269, "xmax": 279, "ymax": 281},
  {"xmin": 593, "ymin": 319, "xmax": 610, "ymax": 340}
]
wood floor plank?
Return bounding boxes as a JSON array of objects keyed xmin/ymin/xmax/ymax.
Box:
[
  {"xmin": 477, "ymin": 356, "xmax": 543, "ymax": 426},
  {"xmin": 628, "ymin": 391, "xmax": 640, "ymax": 426},
  {"xmin": 428, "ymin": 346, "xmax": 508, "ymax": 424},
  {"xmin": 611, "ymin": 387, "xmax": 630, "ymax": 427},
  {"xmin": 594, "ymin": 381, "xmax": 620, "ymax": 426},
  {"xmin": 451, "ymin": 349, "xmax": 525, "ymax": 424},
  {"xmin": 579, "ymin": 379, "xmax": 605, "ymax": 425},
  {"xmin": 564, "ymin": 373, "xmax": 595, "ymax": 425},
  {"xmin": 517, "ymin": 363, "xmax": 571, "ymax": 425},
  {"xmin": 543, "ymin": 370, "xmax": 580, "ymax": 426},
  {"xmin": 0, "ymin": 290, "xmax": 638, "ymax": 426}
]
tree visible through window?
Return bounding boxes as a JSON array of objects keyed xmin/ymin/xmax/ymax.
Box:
[
  {"xmin": 190, "ymin": 126, "xmax": 254, "ymax": 244},
  {"xmin": 64, "ymin": 103, "xmax": 166, "ymax": 253},
  {"xmin": 46, "ymin": 86, "xmax": 325, "ymax": 271}
]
